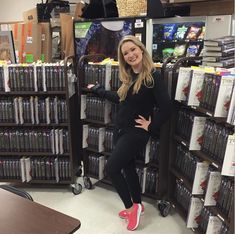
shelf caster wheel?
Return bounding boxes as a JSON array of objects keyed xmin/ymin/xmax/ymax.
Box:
[
  {"xmin": 158, "ymin": 201, "xmax": 171, "ymax": 217},
  {"xmin": 72, "ymin": 183, "xmax": 82, "ymax": 195},
  {"xmin": 83, "ymin": 177, "xmax": 92, "ymax": 189}
]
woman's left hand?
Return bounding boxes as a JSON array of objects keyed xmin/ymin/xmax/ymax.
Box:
[{"xmin": 135, "ymin": 115, "xmax": 151, "ymax": 131}]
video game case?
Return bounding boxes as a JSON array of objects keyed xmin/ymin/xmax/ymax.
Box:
[
  {"xmin": 98, "ymin": 155, "xmax": 105, "ymax": 180},
  {"xmin": 204, "ymin": 171, "xmax": 221, "ymax": 206},
  {"xmin": 7, "ymin": 66, "xmax": 13, "ymax": 91},
  {"xmin": 22, "ymin": 98, "xmax": 31, "ymax": 123},
  {"xmin": 45, "ymin": 97, "xmax": 50, "ymax": 124},
  {"xmin": 25, "ymin": 157, "xmax": 32, "ymax": 182},
  {"xmin": 28, "ymin": 65, "xmax": 35, "ymax": 91},
  {"xmin": 42, "ymin": 64, "xmax": 47, "ymax": 92},
  {"xmin": 221, "ymin": 135, "xmax": 235, "ymax": 177},
  {"xmin": 54, "ymin": 157, "xmax": 59, "ymax": 182},
  {"xmin": 19, "ymin": 66, "xmax": 25, "ymax": 91},
  {"xmin": 192, "ymin": 161, "xmax": 209, "ymax": 195},
  {"xmin": 24, "ymin": 66, "xmax": 30, "ymax": 91},
  {"xmin": 18, "ymin": 97, "xmax": 24, "ymax": 124},
  {"xmin": 203, "ymin": 55, "xmax": 234, "ymax": 62},
  {"xmin": 175, "ymin": 67, "xmax": 192, "ymax": 102},
  {"xmin": 52, "ymin": 96, "xmax": 58, "ymax": 124},
  {"xmin": 186, "ymin": 197, "xmax": 203, "ymax": 228},
  {"xmin": 50, "ymin": 129, "xmax": 55, "ymax": 154},
  {"xmin": 203, "ymin": 47, "xmax": 235, "ymax": 57},
  {"xmin": 217, "ymin": 177, "xmax": 234, "ymax": 216},
  {"xmin": 0, "ymin": 66, "xmax": 5, "ymax": 91},
  {"xmin": 204, "ymin": 42, "xmax": 235, "ymax": 52},
  {"xmin": 202, "ymin": 58, "xmax": 235, "ymax": 68},
  {"xmin": 20, "ymin": 157, "xmax": 26, "ymax": 182},
  {"xmin": 187, "ymin": 69, "xmax": 205, "ymax": 107},
  {"xmin": 36, "ymin": 65, "xmax": 43, "ymax": 91},
  {"xmin": 204, "ymin": 36, "xmax": 235, "ymax": 47},
  {"xmin": 214, "ymin": 75, "xmax": 235, "ymax": 117},
  {"xmin": 3, "ymin": 65, "xmax": 10, "ymax": 92},
  {"xmin": 104, "ymin": 63, "xmax": 112, "ymax": 90},
  {"xmin": 104, "ymin": 100, "xmax": 112, "ymax": 124},
  {"xmin": 80, "ymin": 94, "xmax": 87, "ymax": 119},
  {"xmin": 226, "ymin": 83, "xmax": 235, "ymax": 125},
  {"xmin": 200, "ymin": 73, "xmax": 214, "ymax": 110}
]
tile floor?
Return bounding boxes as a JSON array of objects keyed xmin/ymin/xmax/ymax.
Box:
[{"xmin": 15, "ymin": 178, "xmax": 194, "ymax": 234}]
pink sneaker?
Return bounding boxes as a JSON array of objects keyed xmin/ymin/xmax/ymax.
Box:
[
  {"xmin": 127, "ymin": 203, "xmax": 142, "ymax": 231},
  {"xmin": 119, "ymin": 204, "xmax": 144, "ymax": 219}
]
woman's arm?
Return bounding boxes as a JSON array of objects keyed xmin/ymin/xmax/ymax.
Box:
[{"xmin": 88, "ymin": 83, "xmax": 120, "ymax": 104}]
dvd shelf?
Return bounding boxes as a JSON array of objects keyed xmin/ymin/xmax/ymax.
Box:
[
  {"xmin": 0, "ymin": 62, "xmax": 81, "ymax": 191},
  {"xmin": 77, "ymin": 55, "xmax": 170, "ymax": 209},
  {"xmin": 167, "ymin": 57, "xmax": 234, "ymax": 234}
]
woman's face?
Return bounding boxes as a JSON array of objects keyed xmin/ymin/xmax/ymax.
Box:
[{"xmin": 121, "ymin": 41, "xmax": 143, "ymax": 72}]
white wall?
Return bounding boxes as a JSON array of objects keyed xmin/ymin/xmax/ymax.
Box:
[{"xmin": 0, "ymin": 0, "xmax": 80, "ymax": 22}]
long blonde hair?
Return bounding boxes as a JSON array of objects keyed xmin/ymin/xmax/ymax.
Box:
[{"xmin": 117, "ymin": 35, "xmax": 155, "ymax": 101}]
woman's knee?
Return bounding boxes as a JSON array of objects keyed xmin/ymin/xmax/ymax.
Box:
[{"xmin": 105, "ymin": 159, "xmax": 121, "ymax": 177}]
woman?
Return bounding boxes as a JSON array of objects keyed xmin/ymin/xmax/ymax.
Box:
[{"xmin": 88, "ymin": 35, "xmax": 171, "ymax": 231}]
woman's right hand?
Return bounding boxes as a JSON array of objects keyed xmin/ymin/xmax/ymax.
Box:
[{"xmin": 87, "ymin": 84, "xmax": 95, "ymax": 89}]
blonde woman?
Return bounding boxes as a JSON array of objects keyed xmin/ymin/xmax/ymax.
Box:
[{"xmin": 88, "ymin": 35, "xmax": 171, "ymax": 231}]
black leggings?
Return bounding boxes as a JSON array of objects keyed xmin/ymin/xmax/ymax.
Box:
[{"xmin": 105, "ymin": 129, "xmax": 149, "ymax": 209}]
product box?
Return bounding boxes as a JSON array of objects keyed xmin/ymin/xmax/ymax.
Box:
[
  {"xmin": 204, "ymin": 171, "xmax": 221, "ymax": 206},
  {"xmin": 98, "ymin": 155, "xmax": 106, "ymax": 180},
  {"xmin": 144, "ymin": 139, "xmax": 151, "ymax": 164},
  {"xmin": 206, "ymin": 216, "xmax": 222, "ymax": 234},
  {"xmin": 192, "ymin": 161, "xmax": 209, "ymax": 195},
  {"xmin": 80, "ymin": 94, "xmax": 87, "ymax": 119},
  {"xmin": 221, "ymin": 134, "xmax": 235, "ymax": 176},
  {"xmin": 186, "ymin": 197, "xmax": 203, "ymax": 228},
  {"xmin": 82, "ymin": 124, "xmax": 89, "ymax": 148},
  {"xmin": 189, "ymin": 116, "xmax": 206, "ymax": 150},
  {"xmin": 214, "ymin": 75, "xmax": 235, "ymax": 117},
  {"xmin": 98, "ymin": 127, "xmax": 105, "ymax": 152},
  {"xmin": 104, "ymin": 100, "xmax": 112, "ymax": 124},
  {"xmin": 23, "ymin": 8, "xmax": 38, "ymax": 23},
  {"xmin": 187, "ymin": 69, "xmax": 205, "ymax": 106},
  {"xmin": 17, "ymin": 23, "xmax": 42, "ymax": 63},
  {"xmin": 226, "ymin": 83, "xmax": 235, "ymax": 125},
  {"xmin": 175, "ymin": 67, "xmax": 192, "ymax": 102}
]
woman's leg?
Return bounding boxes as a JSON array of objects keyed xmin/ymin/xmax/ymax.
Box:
[
  {"xmin": 123, "ymin": 160, "xmax": 142, "ymax": 204},
  {"xmin": 105, "ymin": 132, "xmax": 147, "ymax": 209}
]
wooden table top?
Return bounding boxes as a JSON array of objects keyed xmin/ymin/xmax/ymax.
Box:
[{"xmin": 0, "ymin": 188, "xmax": 81, "ymax": 234}]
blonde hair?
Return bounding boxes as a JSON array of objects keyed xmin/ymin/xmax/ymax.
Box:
[{"xmin": 117, "ymin": 35, "xmax": 155, "ymax": 101}]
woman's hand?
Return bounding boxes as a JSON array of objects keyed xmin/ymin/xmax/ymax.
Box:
[
  {"xmin": 135, "ymin": 115, "xmax": 151, "ymax": 131},
  {"xmin": 87, "ymin": 84, "xmax": 95, "ymax": 89}
]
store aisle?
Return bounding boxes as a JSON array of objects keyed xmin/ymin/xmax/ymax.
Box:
[{"xmin": 22, "ymin": 181, "xmax": 193, "ymax": 234}]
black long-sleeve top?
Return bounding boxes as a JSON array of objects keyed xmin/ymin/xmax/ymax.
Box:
[{"xmin": 94, "ymin": 69, "xmax": 172, "ymax": 135}]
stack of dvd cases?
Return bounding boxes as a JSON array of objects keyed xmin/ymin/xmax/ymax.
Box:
[
  {"xmin": 201, "ymin": 120, "xmax": 233, "ymax": 164},
  {"xmin": 171, "ymin": 61, "xmax": 234, "ymax": 232},
  {"xmin": 0, "ymin": 62, "xmax": 78, "ymax": 184},
  {"xmin": 0, "ymin": 63, "xmax": 66, "ymax": 92}
]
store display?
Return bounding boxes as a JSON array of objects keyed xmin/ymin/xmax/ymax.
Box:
[
  {"xmin": 166, "ymin": 54, "xmax": 234, "ymax": 234},
  {"xmin": 74, "ymin": 19, "xmax": 134, "ymax": 62},
  {"xmin": 152, "ymin": 19, "xmax": 205, "ymax": 62},
  {"xmin": 0, "ymin": 62, "xmax": 80, "ymax": 187}
]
